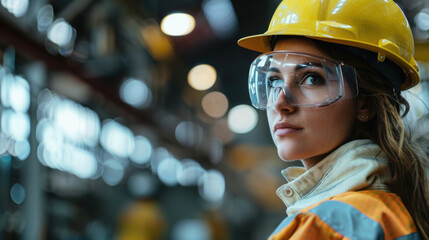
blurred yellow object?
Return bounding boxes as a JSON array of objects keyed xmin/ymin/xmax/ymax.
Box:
[
  {"xmin": 140, "ymin": 23, "xmax": 174, "ymax": 60},
  {"xmin": 116, "ymin": 200, "xmax": 166, "ymax": 240},
  {"xmin": 238, "ymin": 0, "xmax": 419, "ymax": 90}
]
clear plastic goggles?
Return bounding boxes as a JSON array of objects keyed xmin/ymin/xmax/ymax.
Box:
[{"xmin": 248, "ymin": 52, "xmax": 358, "ymax": 110}]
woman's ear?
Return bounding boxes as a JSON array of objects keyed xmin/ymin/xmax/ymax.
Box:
[{"xmin": 356, "ymin": 97, "xmax": 371, "ymax": 122}]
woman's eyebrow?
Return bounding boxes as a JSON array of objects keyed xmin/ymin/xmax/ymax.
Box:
[
  {"xmin": 295, "ymin": 62, "xmax": 323, "ymax": 70},
  {"xmin": 296, "ymin": 62, "xmax": 335, "ymax": 74},
  {"xmin": 268, "ymin": 62, "xmax": 332, "ymax": 73},
  {"xmin": 268, "ymin": 67, "xmax": 281, "ymax": 73}
]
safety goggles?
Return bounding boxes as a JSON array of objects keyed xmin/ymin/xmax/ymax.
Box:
[{"xmin": 248, "ymin": 52, "xmax": 358, "ymax": 110}]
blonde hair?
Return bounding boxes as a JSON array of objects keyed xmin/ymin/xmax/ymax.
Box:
[
  {"xmin": 354, "ymin": 65, "xmax": 429, "ymax": 239},
  {"xmin": 323, "ymin": 42, "xmax": 429, "ymax": 238}
]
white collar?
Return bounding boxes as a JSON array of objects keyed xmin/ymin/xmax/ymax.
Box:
[{"xmin": 276, "ymin": 139, "xmax": 392, "ymax": 215}]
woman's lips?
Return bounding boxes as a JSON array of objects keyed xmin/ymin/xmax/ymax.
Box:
[{"xmin": 274, "ymin": 122, "xmax": 303, "ymax": 136}]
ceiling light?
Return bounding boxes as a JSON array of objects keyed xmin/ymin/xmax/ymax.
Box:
[
  {"xmin": 227, "ymin": 105, "xmax": 258, "ymax": 134},
  {"xmin": 201, "ymin": 91, "xmax": 228, "ymax": 118},
  {"xmin": 161, "ymin": 13, "xmax": 195, "ymax": 36},
  {"xmin": 188, "ymin": 64, "xmax": 217, "ymax": 91},
  {"xmin": 202, "ymin": 0, "xmax": 238, "ymax": 38},
  {"xmin": 119, "ymin": 78, "xmax": 152, "ymax": 108},
  {"xmin": 1, "ymin": 0, "xmax": 28, "ymax": 17},
  {"xmin": 47, "ymin": 19, "xmax": 75, "ymax": 47}
]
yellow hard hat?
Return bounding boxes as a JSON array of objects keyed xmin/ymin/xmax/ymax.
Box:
[{"xmin": 238, "ymin": 0, "xmax": 420, "ymax": 90}]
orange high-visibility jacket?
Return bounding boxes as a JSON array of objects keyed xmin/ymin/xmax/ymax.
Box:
[{"xmin": 269, "ymin": 190, "xmax": 420, "ymax": 240}]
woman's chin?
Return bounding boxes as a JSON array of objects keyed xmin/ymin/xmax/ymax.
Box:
[{"xmin": 277, "ymin": 150, "xmax": 304, "ymax": 162}]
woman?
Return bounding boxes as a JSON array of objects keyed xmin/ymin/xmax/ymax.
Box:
[{"xmin": 238, "ymin": 0, "xmax": 429, "ymax": 239}]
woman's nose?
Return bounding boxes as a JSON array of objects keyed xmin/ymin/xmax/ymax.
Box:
[{"xmin": 272, "ymin": 87, "xmax": 296, "ymax": 113}]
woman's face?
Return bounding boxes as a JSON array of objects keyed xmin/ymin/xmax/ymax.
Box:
[{"xmin": 267, "ymin": 38, "xmax": 359, "ymax": 169}]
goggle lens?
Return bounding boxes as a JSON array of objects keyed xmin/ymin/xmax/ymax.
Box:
[{"xmin": 248, "ymin": 52, "xmax": 358, "ymax": 109}]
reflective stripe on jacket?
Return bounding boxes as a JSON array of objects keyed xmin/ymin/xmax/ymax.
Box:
[{"xmin": 269, "ymin": 190, "xmax": 420, "ymax": 240}]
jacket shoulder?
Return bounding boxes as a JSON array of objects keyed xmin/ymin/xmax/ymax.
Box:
[{"xmin": 269, "ymin": 191, "xmax": 420, "ymax": 240}]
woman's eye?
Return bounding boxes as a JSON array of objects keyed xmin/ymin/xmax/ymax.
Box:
[
  {"xmin": 301, "ymin": 73, "xmax": 325, "ymax": 86},
  {"xmin": 267, "ymin": 76, "xmax": 283, "ymax": 87}
]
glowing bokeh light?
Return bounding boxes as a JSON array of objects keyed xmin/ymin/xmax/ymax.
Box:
[
  {"xmin": 0, "ymin": 133, "xmax": 8, "ymax": 155},
  {"xmin": 119, "ymin": 78, "xmax": 152, "ymax": 108},
  {"xmin": 1, "ymin": 73, "xmax": 30, "ymax": 112},
  {"xmin": 0, "ymin": 72, "xmax": 14, "ymax": 107},
  {"xmin": 37, "ymin": 143, "xmax": 48, "ymax": 167},
  {"xmin": 1, "ymin": 109, "xmax": 30, "ymax": 141},
  {"xmin": 47, "ymin": 19, "xmax": 74, "ymax": 47},
  {"xmin": 201, "ymin": 91, "xmax": 228, "ymax": 118},
  {"xmin": 188, "ymin": 64, "xmax": 217, "ymax": 91},
  {"xmin": 177, "ymin": 159, "xmax": 206, "ymax": 186},
  {"xmin": 65, "ymin": 144, "xmax": 98, "ymax": 179},
  {"xmin": 227, "ymin": 104, "xmax": 258, "ymax": 134},
  {"xmin": 102, "ymin": 159, "xmax": 124, "ymax": 186},
  {"xmin": 130, "ymin": 135, "xmax": 152, "ymax": 165},
  {"xmin": 198, "ymin": 170, "xmax": 225, "ymax": 202},
  {"xmin": 10, "ymin": 183, "xmax": 25, "ymax": 205},
  {"xmin": 1, "ymin": 75, "xmax": 31, "ymax": 112},
  {"xmin": 37, "ymin": 4, "xmax": 54, "ymax": 32},
  {"xmin": 55, "ymin": 100, "xmax": 100, "ymax": 146},
  {"xmin": 202, "ymin": 0, "xmax": 238, "ymax": 38},
  {"xmin": 14, "ymin": 140, "xmax": 30, "ymax": 160},
  {"xmin": 415, "ymin": 9, "xmax": 429, "ymax": 31},
  {"xmin": 37, "ymin": 93, "xmax": 100, "ymax": 147},
  {"xmin": 36, "ymin": 92, "xmax": 100, "ymax": 179},
  {"xmin": 36, "ymin": 119, "xmax": 64, "ymax": 152},
  {"xmin": 172, "ymin": 219, "xmax": 210, "ymax": 240},
  {"xmin": 175, "ymin": 121, "xmax": 203, "ymax": 147},
  {"xmin": 161, "ymin": 13, "xmax": 195, "ymax": 36},
  {"xmin": 41, "ymin": 143, "xmax": 62, "ymax": 170},
  {"xmin": 100, "ymin": 120, "xmax": 135, "ymax": 158},
  {"xmin": 157, "ymin": 157, "xmax": 182, "ymax": 187},
  {"xmin": 1, "ymin": 0, "xmax": 28, "ymax": 17},
  {"xmin": 151, "ymin": 147, "xmax": 171, "ymax": 173}
]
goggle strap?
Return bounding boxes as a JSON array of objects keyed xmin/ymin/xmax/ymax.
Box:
[{"xmin": 345, "ymin": 46, "xmax": 404, "ymax": 93}]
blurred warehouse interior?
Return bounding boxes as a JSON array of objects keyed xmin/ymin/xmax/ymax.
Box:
[{"xmin": 0, "ymin": 0, "xmax": 428, "ymax": 239}]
